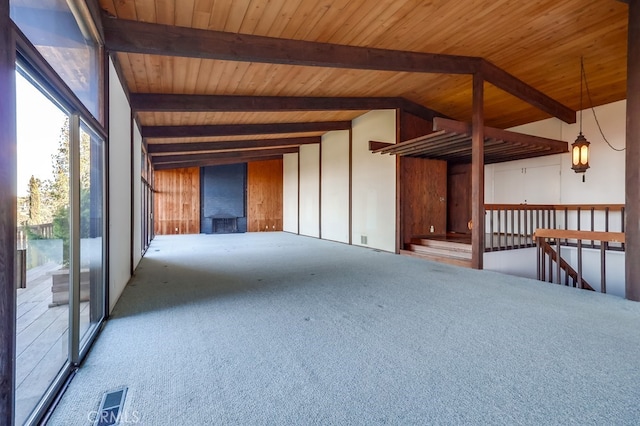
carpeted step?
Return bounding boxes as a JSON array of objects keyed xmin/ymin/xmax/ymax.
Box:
[
  {"xmin": 406, "ymin": 243, "xmax": 472, "ymax": 260},
  {"xmin": 409, "ymin": 237, "xmax": 472, "ymax": 253},
  {"xmin": 400, "ymin": 249, "xmax": 473, "ymax": 268}
]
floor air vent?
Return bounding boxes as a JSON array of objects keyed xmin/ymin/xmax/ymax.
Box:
[{"xmin": 94, "ymin": 387, "xmax": 128, "ymax": 426}]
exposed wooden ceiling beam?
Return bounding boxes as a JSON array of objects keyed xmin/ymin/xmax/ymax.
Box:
[
  {"xmin": 148, "ymin": 136, "xmax": 320, "ymax": 155},
  {"xmin": 130, "ymin": 94, "xmax": 446, "ymax": 122},
  {"xmin": 103, "ymin": 16, "xmax": 479, "ymax": 74},
  {"xmin": 479, "ymin": 62, "xmax": 575, "ymax": 125},
  {"xmin": 132, "ymin": 94, "xmax": 398, "ymax": 112},
  {"xmin": 152, "ymin": 146, "xmax": 299, "ymax": 165},
  {"xmin": 142, "ymin": 121, "xmax": 351, "ymax": 139},
  {"xmin": 103, "ymin": 16, "xmax": 575, "ymax": 124},
  {"xmin": 154, "ymin": 155, "xmax": 285, "ymax": 171}
]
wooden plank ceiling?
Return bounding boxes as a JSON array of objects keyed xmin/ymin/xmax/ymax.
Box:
[{"xmin": 96, "ymin": 0, "xmax": 629, "ymax": 169}]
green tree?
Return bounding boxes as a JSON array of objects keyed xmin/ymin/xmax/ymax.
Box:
[{"xmin": 27, "ymin": 175, "xmax": 42, "ymax": 225}]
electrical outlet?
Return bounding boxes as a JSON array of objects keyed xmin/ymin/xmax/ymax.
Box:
[{"xmin": 430, "ymin": 225, "xmax": 434, "ymax": 233}]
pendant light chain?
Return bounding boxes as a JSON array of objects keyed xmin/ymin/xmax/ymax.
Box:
[
  {"xmin": 581, "ymin": 58, "xmax": 626, "ymax": 152},
  {"xmin": 580, "ymin": 57, "xmax": 583, "ymax": 135}
]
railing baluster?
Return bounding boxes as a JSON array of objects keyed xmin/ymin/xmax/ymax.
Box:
[
  {"xmin": 556, "ymin": 237, "xmax": 562, "ymax": 285},
  {"xmin": 547, "ymin": 245, "xmax": 552, "ymax": 283},
  {"xmin": 577, "ymin": 239, "xmax": 583, "ymax": 289},
  {"xmin": 564, "ymin": 207, "xmax": 568, "ymax": 245},
  {"xmin": 601, "ymin": 242, "xmax": 607, "ymax": 294},
  {"xmin": 518, "ymin": 209, "xmax": 522, "ymax": 248},
  {"xmin": 536, "ymin": 238, "xmax": 541, "ymax": 281},
  {"xmin": 590, "ymin": 207, "xmax": 595, "ymax": 248},
  {"xmin": 529, "ymin": 209, "xmax": 534, "ymax": 247},
  {"xmin": 511, "ymin": 208, "xmax": 515, "ymax": 249},
  {"xmin": 524, "ymin": 209, "xmax": 528, "ymax": 248},
  {"xmin": 621, "ymin": 207, "xmax": 625, "ymax": 251},
  {"xmin": 489, "ymin": 207, "xmax": 494, "ymax": 251},
  {"xmin": 503, "ymin": 208, "xmax": 508, "ymax": 249}
]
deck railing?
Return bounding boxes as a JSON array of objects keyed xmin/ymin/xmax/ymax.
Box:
[
  {"xmin": 533, "ymin": 229, "xmax": 625, "ymax": 294},
  {"xmin": 484, "ymin": 204, "xmax": 625, "ymax": 252}
]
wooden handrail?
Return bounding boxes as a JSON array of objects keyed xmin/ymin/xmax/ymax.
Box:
[
  {"xmin": 533, "ymin": 229, "xmax": 625, "ymax": 243},
  {"xmin": 485, "ymin": 203, "xmax": 624, "ymax": 211},
  {"xmin": 485, "ymin": 204, "xmax": 555, "ymax": 210}
]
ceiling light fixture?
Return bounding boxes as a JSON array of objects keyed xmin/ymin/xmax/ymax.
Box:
[{"xmin": 571, "ymin": 57, "xmax": 590, "ymax": 176}]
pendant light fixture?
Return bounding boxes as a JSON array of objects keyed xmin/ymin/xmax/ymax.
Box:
[{"xmin": 571, "ymin": 57, "xmax": 590, "ymax": 174}]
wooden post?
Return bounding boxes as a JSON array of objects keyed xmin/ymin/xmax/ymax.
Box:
[
  {"xmin": 0, "ymin": 0, "xmax": 16, "ymax": 422},
  {"xmin": 471, "ymin": 73, "xmax": 485, "ymax": 269},
  {"xmin": 626, "ymin": 0, "xmax": 640, "ymax": 301}
]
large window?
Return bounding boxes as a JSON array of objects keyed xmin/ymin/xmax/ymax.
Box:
[
  {"xmin": 15, "ymin": 64, "xmax": 107, "ymax": 426},
  {"xmin": 10, "ymin": 0, "xmax": 101, "ymax": 120},
  {"xmin": 141, "ymin": 146, "xmax": 154, "ymax": 253}
]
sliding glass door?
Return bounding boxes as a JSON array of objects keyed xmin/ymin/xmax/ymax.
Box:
[
  {"xmin": 15, "ymin": 70, "xmax": 71, "ymax": 426},
  {"xmin": 79, "ymin": 122, "xmax": 105, "ymax": 346},
  {"xmin": 15, "ymin": 67, "xmax": 106, "ymax": 426}
]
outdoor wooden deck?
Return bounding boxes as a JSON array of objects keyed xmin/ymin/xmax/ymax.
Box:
[{"xmin": 15, "ymin": 262, "xmax": 89, "ymax": 424}]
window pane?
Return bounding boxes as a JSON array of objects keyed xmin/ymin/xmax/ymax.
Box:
[
  {"xmin": 79, "ymin": 122, "xmax": 105, "ymax": 344},
  {"xmin": 15, "ymin": 70, "xmax": 70, "ymax": 425},
  {"xmin": 11, "ymin": 0, "xmax": 101, "ymax": 118}
]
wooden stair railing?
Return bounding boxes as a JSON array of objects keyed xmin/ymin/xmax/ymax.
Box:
[
  {"xmin": 534, "ymin": 229, "xmax": 625, "ymax": 294},
  {"xmin": 537, "ymin": 239, "xmax": 594, "ymax": 291}
]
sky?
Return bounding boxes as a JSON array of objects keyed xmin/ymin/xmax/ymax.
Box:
[{"xmin": 16, "ymin": 71, "xmax": 67, "ymax": 196}]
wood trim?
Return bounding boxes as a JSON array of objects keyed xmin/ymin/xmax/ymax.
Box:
[
  {"xmin": 348, "ymin": 127, "xmax": 353, "ymax": 245},
  {"xmin": 153, "ymin": 155, "xmax": 285, "ymax": 171},
  {"xmin": 485, "ymin": 204, "xmax": 625, "ymax": 211},
  {"xmin": 297, "ymin": 152, "xmax": 301, "ymax": 235},
  {"xmin": 434, "ymin": 117, "xmax": 568, "ymax": 150},
  {"xmin": 148, "ymin": 137, "xmax": 321, "ymax": 155},
  {"xmin": 0, "ymin": 1, "xmax": 16, "ymax": 421},
  {"xmin": 102, "ymin": 46, "xmax": 110, "ymax": 318},
  {"xmin": 102, "ymin": 17, "xmax": 574, "ymax": 124},
  {"xmin": 129, "ymin": 110, "xmax": 134, "ymax": 276},
  {"xmin": 534, "ymin": 229, "xmax": 625, "ymax": 244},
  {"xmin": 142, "ymin": 121, "xmax": 351, "ymax": 139},
  {"xmin": 471, "ymin": 73, "xmax": 485, "ymax": 269},
  {"xmin": 152, "ymin": 147, "xmax": 299, "ymax": 165},
  {"xmin": 395, "ymin": 109, "xmax": 402, "ymax": 254},
  {"xmin": 369, "ymin": 140, "xmax": 394, "ymax": 151},
  {"xmin": 318, "ymin": 140, "xmax": 322, "ymax": 239},
  {"xmin": 626, "ymin": 0, "xmax": 640, "ymax": 301},
  {"xmin": 82, "ymin": 0, "xmax": 104, "ymax": 43}
]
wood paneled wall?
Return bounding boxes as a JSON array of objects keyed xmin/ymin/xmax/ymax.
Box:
[
  {"xmin": 398, "ymin": 111, "xmax": 447, "ymax": 245},
  {"xmin": 154, "ymin": 167, "xmax": 200, "ymax": 235},
  {"xmin": 401, "ymin": 157, "xmax": 448, "ymax": 243},
  {"xmin": 247, "ymin": 159, "xmax": 283, "ymax": 232},
  {"xmin": 448, "ymin": 163, "xmax": 472, "ymax": 234}
]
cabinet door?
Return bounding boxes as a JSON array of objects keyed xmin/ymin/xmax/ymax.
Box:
[{"xmin": 493, "ymin": 164, "xmax": 560, "ymax": 204}]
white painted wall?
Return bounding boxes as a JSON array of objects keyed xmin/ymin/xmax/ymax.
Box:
[
  {"xmin": 321, "ymin": 130, "xmax": 350, "ymax": 243},
  {"xmin": 299, "ymin": 144, "xmax": 320, "ymax": 238},
  {"xmin": 108, "ymin": 59, "xmax": 132, "ymax": 312},
  {"xmin": 283, "ymin": 153, "xmax": 299, "ymax": 233},
  {"xmin": 351, "ymin": 110, "xmax": 396, "ymax": 252},
  {"xmin": 486, "ymin": 100, "xmax": 626, "ymax": 205},
  {"xmin": 132, "ymin": 123, "xmax": 142, "ymax": 269}
]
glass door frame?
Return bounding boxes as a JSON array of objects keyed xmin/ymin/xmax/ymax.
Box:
[{"xmin": 14, "ymin": 27, "xmax": 108, "ymax": 426}]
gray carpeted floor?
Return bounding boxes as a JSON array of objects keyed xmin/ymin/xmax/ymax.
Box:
[{"xmin": 48, "ymin": 232, "xmax": 640, "ymax": 425}]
